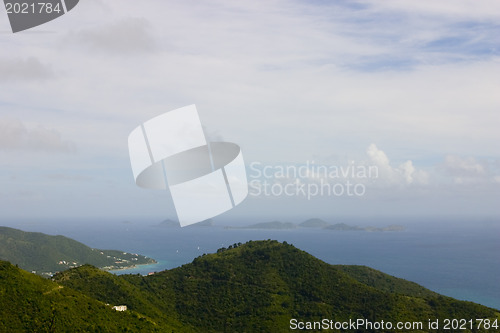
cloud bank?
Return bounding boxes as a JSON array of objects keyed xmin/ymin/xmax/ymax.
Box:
[
  {"xmin": 0, "ymin": 118, "xmax": 76, "ymax": 153},
  {"xmin": 0, "ymin": 58, "xmax": 52, "ymax": 81}
]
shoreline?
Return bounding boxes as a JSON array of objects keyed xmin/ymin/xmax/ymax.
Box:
[{"xmin": 107, "ymin": 260, "xmax": 161, "ymax": 274}]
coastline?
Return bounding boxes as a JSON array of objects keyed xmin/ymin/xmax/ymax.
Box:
[{"xmin": 108, "ymin": 260, "xmax": 162, "ymax": 275}]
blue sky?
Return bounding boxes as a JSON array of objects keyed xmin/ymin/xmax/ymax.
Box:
[{"xmin": 0, "ymin": 0, "xmax": 499, "ymax": 225}]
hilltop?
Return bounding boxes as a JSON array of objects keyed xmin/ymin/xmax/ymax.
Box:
[
  {"xmin": 50, "ymin": 240, "xmax": 498, "ymax": 332},
  {"xmin": 1, "ymin": 239, "xmax": 498, "ymax": 331}
]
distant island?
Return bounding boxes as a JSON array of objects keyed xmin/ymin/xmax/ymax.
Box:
[
  {"xmin": 154, "ymin": 218, "xmax": 404, "ymax": 231},
  {"xmin": 228, "ymin": 218, "xmax": 405, "ymax": 231},
  {"xmin": 324, "ymin": 222, "xmax": 405, "ymax": 232},
  {"xmin": 299, "ymin": 218, "xmax": 330, "ymax": 228},
  {"xmin": 155, "ymin": 218, "xmax": 214, "ymax": 228},
  {"xmin": 230, "ymin": 221, "xmax": 297, "ymax": 230},
  {"xmin": 0, "ymin": 226, "xmax": 156, "ymax": 277}
]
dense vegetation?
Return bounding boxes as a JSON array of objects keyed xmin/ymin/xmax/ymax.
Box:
[
  {"xmin": 55, "ymin": 240, "xmax": 499, "ymax": 332},
  {"xmin": 0, "ymin": 226, "xmax": 155, "ymax": 275},
  {"xmin": 0, "ymin": 261, "xmax": 174, "ymax": 332},
  {"xmin": 1, "ymin": 239, "xmax": 498, "ymax": 332}
]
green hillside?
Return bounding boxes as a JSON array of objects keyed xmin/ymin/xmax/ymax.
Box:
[
  {"xmin": 52, "ymin": 240, "xmax": 499, "ymax": 332},
  {"xmin": 0, "ymin": 226, "xmax": 156, "ymax": 276},
  {"xmin": 0, "ymin": 260, "xmax": 178, "ymax": 332},
  {"xmin": 337, "ymin": 265, "xmax": 440, "ymax": 298}
]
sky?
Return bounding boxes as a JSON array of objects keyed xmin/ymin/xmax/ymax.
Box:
[{"xmin": 0, "ymin": 0, "xmax": 499, "ymax": 226}]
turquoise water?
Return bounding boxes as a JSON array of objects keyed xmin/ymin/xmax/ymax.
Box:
[{"xmin": 11, "ymin": 219, "xmax": 500, "ymax": 310}]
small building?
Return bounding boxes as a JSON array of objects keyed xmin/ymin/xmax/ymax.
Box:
[{"xmin": 112, "ymin": 305, "xmax": 127, "ymax": 312}]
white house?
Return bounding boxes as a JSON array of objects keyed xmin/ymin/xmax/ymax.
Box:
[{"xmin": 112, "ymin": 305, "xmax": 127, "ymax": 311}]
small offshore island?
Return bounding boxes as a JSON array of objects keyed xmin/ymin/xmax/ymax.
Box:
[
  {"xmin": 154, "ymin": 217, "xmax": 405, "ymax": 231},
  {"xmin": 226, "ymin": 218, "xmax": 405, "ymax": 231}
]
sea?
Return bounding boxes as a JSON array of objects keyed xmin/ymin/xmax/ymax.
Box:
[{"xmin": 9, "ymin": 218, "xmax": 500, "ymax": 311}]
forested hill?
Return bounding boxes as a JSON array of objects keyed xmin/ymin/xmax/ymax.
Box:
[
  {"xmin": 1, "ymin": 240, "xmax": 499, "ymax": 331},
  {"xmin": 0, "ymin": 260, "xmax": 185, "ymax": 332},
  {"xmin": 0, "ymin": 226, "xmax": 155, "ymax": 275},
  {"xmin": 52, "ymin": 240, "xmax": 499, "ymax": 332}
]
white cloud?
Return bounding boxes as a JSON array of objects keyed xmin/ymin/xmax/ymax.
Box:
[
  {"xmin": 367, "ymin": 144, "xmax": 429, "ymax": 185},
  {"xmin": 0, "ymin": 58, "xmax": 52, "ymax": 81},
  {"xmin": 360, "ymin": 0, "xmax": 500, "ymax": 21},
  {"xmin": 367, "ymin": 144, "xmax": 390, "ymax": 169},
  {"xmin": 399, "ymin": 160, "xmax": 416, "ymax": 184},
  {"xmin": 441, "ymin": 155, "xmax": 500, "ymax": 185},
  {"xmin": 66, "ymin": 17, "xmax": 158, "ymax": 54},
  {"xmin": 444, "ymin": 155, "xmax": 485, "ymax": 175},
  {"xmin": 0, "ymin": 118, "xmax": 76, "ymax": 153}
]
